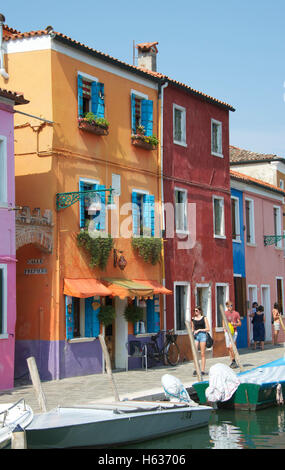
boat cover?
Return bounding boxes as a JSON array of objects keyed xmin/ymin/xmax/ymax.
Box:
[
  {"xmin": 238, "ymin": 356, "xmax": 285, "ymax": 386},
  {"xmin": 205, "ymin": 363, "xmax": 240, "ymax": 402},
  {"xmin": 162, "ymin": 374, "xmax": 196, "ymax": 405}
]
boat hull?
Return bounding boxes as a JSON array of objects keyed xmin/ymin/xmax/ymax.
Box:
[
  {"xmin": 26, "ymin": 404, "xmax": 212, "ymax": 449},
  {"xmin": 193, "ymin": 381, "xmax": 285, "ymax": 411}
]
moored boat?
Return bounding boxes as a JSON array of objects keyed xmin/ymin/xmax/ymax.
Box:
[
  {"xmin": 25, "ymin": 400, "xmax": 212, "ymax": 449},
  {"xmin": 192, "ymin": 357, "xmax": 285, "ymax": 411},
  {"xmin": 0, "ymin": 399, "xmax": 33, "ymax": 449}
]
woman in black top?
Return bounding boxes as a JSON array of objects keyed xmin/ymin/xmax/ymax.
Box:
[{"xmin": 191, "ymin": 306, "xmax": 210, "ymax": 376}]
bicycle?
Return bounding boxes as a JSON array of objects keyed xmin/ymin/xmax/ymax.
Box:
[{"xmin": 144, "ymin": 329, "xmax": 180, "ymax": 367}]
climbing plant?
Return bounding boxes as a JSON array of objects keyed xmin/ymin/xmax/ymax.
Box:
[
  {"xmin": 131, "ymin": 237, "xmax": 162, "ymax": 265},
  {"xmin": 77, "ymin": 230, "xmax": 113, "ymax": 270}
]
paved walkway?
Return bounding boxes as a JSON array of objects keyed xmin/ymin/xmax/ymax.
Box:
[{"xmin": 0, "ymin": 344, "xmax": 284, "ymax": 414}]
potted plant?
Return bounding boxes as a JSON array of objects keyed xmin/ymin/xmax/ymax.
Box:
[
  {"xmin": 123, "ymin": 303, "xmax": 144, "ymax": 324},
  {"xmin": 98, "ymin": 305, "xmax": 116, "ymax": 327},
  {"xmin": 131, "ymin": 124, "xmax": 159, "ymax": 150},
  {"xmin": 131, "ymin": 132, "xmax": 159, "ymax": 150},
  {"xmin": 78, "ymin": 112, "xmax": 109, "ymax": 135}
]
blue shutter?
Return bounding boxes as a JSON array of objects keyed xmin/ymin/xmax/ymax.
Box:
[
  {"xmin": 131, "ymin": 94, "xmax": 136, "ymax": 134},
  {"xmin": 65, "ymin": 296, "xmax": 74, "ymax": 340},
  {"xmin": 91, "ymin": 81, "xmax": 99, "ymax": 116},
  {"xmin": 132, "ymin": 191, "xmax": 140, "ymax": 236},
  {"xmin": 141, "ymin": 99, "xmax": 153, "ymax": 136},
  {"xmin": 79, "ymin": 180, "xmax": 86, "ymax": 228},
  {"xmin": 143, "ymin": 194, "xmax": 155, "ymax": 237},
  {"xmin": 97, "ymin": 83, "xmax": 105, "ymax": 118},
  {"xmin": 153, "ymin": 295, "xmax": 160, "ymax": 333},
  {"xmin": 78, "ymin": 74, "xmax": 83, "ymax": 117},
  {"xmin": 85, "ymin": 297, "xmax": 100, "ymax": 337},
  {"xmin": 147, "ymin": 296, "xmax": 160, "ymax": 333}
]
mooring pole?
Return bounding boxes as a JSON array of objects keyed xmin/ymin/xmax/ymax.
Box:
[
  {"xmin": 99, "ymin": 334, "xmax": 120, "ymax": 402},
  {"xmin": 185, "ymin": 320, "xmax": 202, "ymax": 382},
  {"xmin": 27, "ymin": 356, "xmax": 48, "ymax": 413}
]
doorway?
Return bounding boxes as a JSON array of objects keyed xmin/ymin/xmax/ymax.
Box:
[
  {"xmin": 248, "ymin": 285, "xmax": 258, "ymax": 344},
  {"xmin": 276, "ymin": 278, "xmax": 284, "ymax": 314},
  {"xmin": 261, "ymin": 285, "xmax": 272, "ymax": 342},
  {"xmin": 195, "ymin": 284, "xmax": 212, "ymax": 333},
  {"xmin": 234, "ymin": 276, "xmax": 247, "ymax": 348}
]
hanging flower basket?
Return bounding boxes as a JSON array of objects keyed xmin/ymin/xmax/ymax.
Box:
[
  {"xmin": 131, "ymin": 134, "xmax": 158, "ymax": 150},
  {"xmin": 78, "ymin": 113, "xmax": 109, "ymax": 136}
]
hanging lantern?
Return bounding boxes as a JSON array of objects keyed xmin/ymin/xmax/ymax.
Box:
[
  {"xmin": 118, "ymin": 254, "xmax": 127, "ymax": 271},
  {"xmin": 88, "ymin": 194, "xmax": 101, "ymax": 214}
]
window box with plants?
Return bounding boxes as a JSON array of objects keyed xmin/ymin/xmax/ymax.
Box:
[
  {"xmin": 131, "ymin": 236, "xmax": 162, "ymax": 265},
  {"xmin": 78, "ymin": 112, "xmax": 109, "ymax": 136},
  {"xmin": 77, "ymin": 230, "xmax": 113, "ymax": 270},
  {"xmin": 131, "ymin": 125, "xmax": 159, "ymax": 150}
]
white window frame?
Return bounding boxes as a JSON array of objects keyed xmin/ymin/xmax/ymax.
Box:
[
  {"xmin": 231, "ymin": 196, "xmax": 241, "ymax": 242},
  {"xmin": 174, "ymin": 187, "xmax": 188, "ymax": 234},
  {"xmin": 0, "ymin": 136, "xmax": 7, "ymax": 207},
  {"xmin": 211, "ymin": 119, "xmax": 223, "ymax": 158},
  {"xmin": 215, "ymin": 282, "xmax": 229, "ymax": 331},
  {"xmin": 174, "ymin": 282, "xmax": 190, "ymax": 334},
  {"xmin": 173, "ymin": 104, "xmax": 187, "ymax": 147},
  {"xmin": 0, "ymin": 264, "xmax": 8, "ymax": 339},
  {"xmin": 132, "ymin": 188, "xmax": 150, "ymax": 237},
  {"xmin": 273, "ymin": 205, "xmax": 282, "ymax": 249},
  {"xmin": 245, "ymin": 197, "xmax": 256, "ymax": 246},
  {"xmin": 213, "ymin": 195, "xmax": 225, "ymax": 238}
]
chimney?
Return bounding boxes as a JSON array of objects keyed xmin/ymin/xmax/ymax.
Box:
[{"xmin": 136, "ymin": 42, "xmax": 158, "ymax": 72}]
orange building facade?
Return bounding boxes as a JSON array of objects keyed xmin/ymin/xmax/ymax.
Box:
[{"xmin": 2, "ymin": 28, "xmax": 169, "ymax": 380}]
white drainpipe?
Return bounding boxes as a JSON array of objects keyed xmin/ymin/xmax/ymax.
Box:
[
  {"xmin": 0, "ymin": 14, "xmax": 9, "ymax": 79},
  {"xmin": 160, "ymin": 81, "xmax": 168, "ymax": 330}
]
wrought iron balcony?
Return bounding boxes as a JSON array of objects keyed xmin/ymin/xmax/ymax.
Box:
[
  {"xmin": 264, "ymin": 235, "xmax": 285, "ymax": 246},
  {"xmin": 56, "ymin": 187, "xmax": 114, "ymax": 211}
]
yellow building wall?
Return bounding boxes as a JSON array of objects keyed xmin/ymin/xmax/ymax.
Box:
[{"xmin": 1, "ymin": 44, "xmax": 163, "ymax": 342}]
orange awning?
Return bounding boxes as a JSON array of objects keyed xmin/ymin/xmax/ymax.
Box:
[
  {"xmin": 103, "ymin": 278, "xmax": 154, "ymax": 300},
  {"xmin": 64, "ymin": 278, "xmax": 112, "ymax": 298},
  {"xmin": 133, "ymin": 280, "xmax": 172, "ymax": 295}
]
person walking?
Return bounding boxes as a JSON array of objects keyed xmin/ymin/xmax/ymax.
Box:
[
  {"xmin": 224, "ymin": 300, "xmax": 241, "ymax": 369},
  {"xmin": 250, "ymin": 301, "xmax": 258, "ymax": 345},
  {"xmin": 250, "ymin": 305, "xmax": 265, "ymax": 350},
  {"xmin": 191, "ymin": 306, "xmax": 210, "ymax": 377},
  {"xmin": 272, "ymin": 302, "xmax": 281, "ymax": 346}
]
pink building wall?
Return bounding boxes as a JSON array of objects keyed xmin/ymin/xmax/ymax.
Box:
[
  {"xmin": 244, "ymin": 190, "xmax": 285, "ymax": 345},
  {"xmin": 0, "ymin": 99, "xmax": 17, "ymax": 390}
]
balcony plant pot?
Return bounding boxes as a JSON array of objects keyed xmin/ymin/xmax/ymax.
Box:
[
  {"xmin": 78, "ymin": 119, "xmax": 109, "ymax": 136},
  {"xmin": 131, "ymin": 135, "xmax": 158, "ymax": 150}
]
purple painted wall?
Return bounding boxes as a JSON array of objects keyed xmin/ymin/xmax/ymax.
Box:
[{"xmin": 0, "ymin": 99, "xmax": 17, "ymax": 390}]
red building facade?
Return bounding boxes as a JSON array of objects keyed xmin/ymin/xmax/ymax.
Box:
[{"xmin": 162, "ymin": 81, "xmax": 235, "ymax": 360}]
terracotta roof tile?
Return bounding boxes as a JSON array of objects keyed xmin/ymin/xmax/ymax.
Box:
[
  {"xmin": 3, "ymin": 27, "xmax": 235, "ymax": 112},
  {"xmin": 230, "ymin": 145, "xmax": 284, "ymax": 163},
  {"xmin": 230, "ymin": 169, "xmax": 285, "ymax": 196},
  {"xmin": 0, "ymin": 88, "xmax": 29, "ymax": 105}
]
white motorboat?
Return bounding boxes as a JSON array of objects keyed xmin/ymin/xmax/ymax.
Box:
[
  {"xmin": 0, "ymin": 399, "xmax": 33, "ymax": 449},
  {"xmin": 25, "ymin": 400, "xmax": 212, "ymax": 449}
]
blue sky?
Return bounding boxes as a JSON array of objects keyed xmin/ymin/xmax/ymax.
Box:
[{"xmin": 3, "ymin": 0, "xmax": 285, "ymax": 156}]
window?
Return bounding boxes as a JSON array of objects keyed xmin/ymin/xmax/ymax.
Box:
[
  {"xmin": 274, "ymin": 206, "xmax": 282, "ymax": 248},
  {"xmin": 0, "ymin": 265, "xmax": 7, "ymax": 337},
  {"xmin": 173, "ymin": 104, "xmax": 186, "ymax": 146},
  {"xmin": 175, "ymin": 188, "xmax": 188, "ymax": 232},
  {"xmin": 175, "ymin": 283, "xmax": 190, "ymax": 331},
  {"xmin": 78, "ymin": 73, "xmax": 105, "ymax": 119},
  {"xmin": 79, "ymin": 179, "xmax": 106, "ymax": 230},
  {"xmin": 131, "ymin": 92, "xmax": 153, "ymax": 136},
  {"xmin": 132, "ymin": 191, "xmax": 155, "ymax": 236},
  {"xmin": 245, "ymin": 198, "xmax": 255, "ymax": 244},
  {"xmin": 216, "ymin": 283, "xmax": 228, "ymax": 328},
  {"xmin": 231, "ymin": 196, "xmax": 240, "ymax": 241},
  {"xmin": 136, "ymin": 296, "xmax": 160, "ymax": 334},
  {"xmin": 213, "ymin": 196, "xmax": 225, "ymax": 237},
  {"xmin": 65, "ymin": 295, "xmax": 101, "ymax": 341},
  {"xmin": 0, "ymin": 136, "xmax": 7, "ymax": 204},
  {"xmin": 211, "ymin": 119, "xmax": 223, "ymax": 157}
]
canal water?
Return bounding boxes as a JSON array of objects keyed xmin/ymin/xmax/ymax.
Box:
[{"xmin": 122, "ymin": 406, "xmax": 285, "ymax": 449}]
